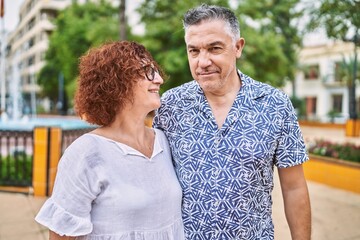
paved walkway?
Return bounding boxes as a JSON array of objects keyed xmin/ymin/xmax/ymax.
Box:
[{"xmin": 0, "ymin": 125, "xmax": 360, "ymax": 240}]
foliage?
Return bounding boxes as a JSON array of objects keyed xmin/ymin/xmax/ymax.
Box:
[
  {"xmin": 0, "ymin": 153, "xmax": 32, "ymax": 186},
  {"xmin": 137, "ymin": 0, "xmax": 230, "ymax": 91},
  {"xmin": 236, "ymin": 0, "xmax": 303, "ymax": 84},
  {"xmin": 335, "ymin": 56, "xmax": 360, "ymax": 85},
  {"xmin": 327, "ymin": 109, "xmax": 341, "ymax": 123},
  {"xmin": 307, "ymin": 139, "xmax": 360, "ymax": 163},
  {"xmin": 37, "ymin": 1, "xmax": 121, "ymax": 111},
  {"xmin": 306, "ymin": 0, "xmax": 360, "ymax": 43},
  {"xmin": 38, "ymin": 0, "xmax": 308, "ymax": 109},
  {"xmin": 239, "ymin": 25, "xmax": 288, "ymax": 87},
  {"xmin": 290, "ymin": 96, "xmax": 306, "ymax": 118},
  {"xmin": 136, "ymin": 0, "xmax": 300, "ymax": 92}
]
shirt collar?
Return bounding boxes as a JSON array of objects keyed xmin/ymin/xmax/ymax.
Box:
[{"xmin": 115, "ymin": 132, "xmax": 163, "ymax": 159}]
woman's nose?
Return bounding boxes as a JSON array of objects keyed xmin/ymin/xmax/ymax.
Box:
[{"xmin": 153, "ymin": 71, "xmax": 164, "ymax": 84}]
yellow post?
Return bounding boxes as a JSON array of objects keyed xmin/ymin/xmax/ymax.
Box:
[
  {"xmin": 32, "ymin": 127, "xmax": 49, "ymax": 197},
  {"xmin": 355, "ymin": 120, "xmax": 360, "ymax": 137},
  {"xmin": 32, "ymin": 127, "xmax": 63, "ymax": 196},
  {"xmin": 48, "ymin": 127, "xmax": 62, "ymax": 195},
  {"xmin": 345, "ymin": 119, "xmax": 359, "ymax": 137}
]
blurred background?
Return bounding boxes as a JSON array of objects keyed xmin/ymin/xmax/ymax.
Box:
[
  {"xmin": 0, "ymin": 1, "xmax": 360, "ymax": 240},
  {"xmin": 1, "ymin": 0, "xmax": 359, "ymax": 123}
]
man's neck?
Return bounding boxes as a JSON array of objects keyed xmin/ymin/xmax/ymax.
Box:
[{"xmin": 205, "ymin": 77, "xmax": 241, "ymax": 128}]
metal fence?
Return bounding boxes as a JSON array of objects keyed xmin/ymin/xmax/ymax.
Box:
[
  {"xmin": 0, "ymin": 127, "xmax": 95, "ymax": 188},
  {"xmin": 61, "ymin": 128, "xmax": 95, "ymax": 153},
  {"xmin": 0, "ymin": 130, "xmax": 34, "ymax": 186}
]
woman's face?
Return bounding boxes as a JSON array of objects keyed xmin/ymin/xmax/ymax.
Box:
[{"xmin": 131, "ymin": 64, "xmax": 164, "ymax": 112}]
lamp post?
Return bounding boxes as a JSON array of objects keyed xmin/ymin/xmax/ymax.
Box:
[
  {"xmin": 0, "ymin": 10, "xmax": 5, "ymax": 119},
  {"xmin": 349, "ymin": 31, "xmax": 358, "ymax": 120},
  {"xmin": 57, "ymin": 72, "xmax": 64, "ymax": 115}
]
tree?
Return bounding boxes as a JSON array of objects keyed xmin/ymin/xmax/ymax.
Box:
[
  {"xmin": 119, "ymin": 0, "xmax": 127, "ymax": 40},
  {"xmin": 307, "ymin": 0, "xmax": 360, "ymax": 43},
  {"xmin": 237, "ymin": 20, "xmax": 288, "ymax": 87},
  {"xmin": 236, "ymin": 0, "xmax": 304, "ymax": 91},
  {"xmin": 136, "ymin": 0, "xmax": 294, "ymax": 92},
  {"xmin": 137, "ymin": 0, "xmax": 229, "ymax": 91},
  {"xmin": 37, "ymin": 1, "xmax": 120, "ymax": 112}
]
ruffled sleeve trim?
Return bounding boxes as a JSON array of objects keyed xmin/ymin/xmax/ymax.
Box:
[{"xmin": 35, "ymin": 198, "xmax": 93, "ymax": 237}]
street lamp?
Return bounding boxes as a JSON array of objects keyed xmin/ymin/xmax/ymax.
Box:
[{"xmin": 344, "ymin": 30, "xmax": 359, "ymax": 120}]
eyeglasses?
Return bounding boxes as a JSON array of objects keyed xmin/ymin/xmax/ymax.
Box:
[{"xmin": 143, "ymin": 65, "xmax": 158, "ymax": 81}]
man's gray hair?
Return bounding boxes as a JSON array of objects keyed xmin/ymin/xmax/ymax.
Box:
[{"xmin": 183, "ymin": 4, "xmax": 240, "ymax": 41}]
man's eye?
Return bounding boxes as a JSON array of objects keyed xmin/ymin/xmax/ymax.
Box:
[{"xmin": 210, "ymin": 47, "xmax": 222, "ymax": 52}]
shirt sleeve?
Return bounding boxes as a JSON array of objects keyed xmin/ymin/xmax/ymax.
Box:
[
  {"xmin": 35, "ymin": 138, "xmax": 101, "ymax": 236},
  {"xmin": 274, "ymin": 96, "xmax": 309, "ymax": 168}
]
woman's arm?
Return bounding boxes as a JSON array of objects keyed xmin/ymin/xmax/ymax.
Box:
[{"xmin": 49, "ymin": 230, "xmax": 76, "ymax": 240}]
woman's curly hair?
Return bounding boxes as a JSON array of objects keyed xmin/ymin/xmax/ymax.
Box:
[{"xmin": 74, "ymin": 41, "xmax": 165, "ymax": 126}]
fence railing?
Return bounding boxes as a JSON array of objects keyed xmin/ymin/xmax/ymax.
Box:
[
  {"xmin": 0, "ymin": 127, "xmax": 95, "ymax": 195},
  {"xmin": 62, "ymin": 129, "xmax": 94, "ymax": 153},
  {"xmin": 0, "ymin": 130, "xmax": 34, "ymax": 187}
]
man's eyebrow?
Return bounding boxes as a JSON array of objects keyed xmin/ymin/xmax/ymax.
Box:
[
  {"xmin": 209, "ymin": 41, "xmax": 225, "ymax": 47},
  {"xmin": 187, "ymin": 44, "xmax": 197, "ymax": 49},
  {"xmin": 187, "ymin": 41, "xmax": 225, "ymax": 49}
]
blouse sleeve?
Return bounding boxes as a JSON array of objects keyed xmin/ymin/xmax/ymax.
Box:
[{"xmin": 35, "ymin": 137, "xmax": 102, "ymax": 236}]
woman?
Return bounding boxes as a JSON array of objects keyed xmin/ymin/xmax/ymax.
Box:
[{"xmin": 35, "ymin": 41, "xmax": 184, "ymax": 240}]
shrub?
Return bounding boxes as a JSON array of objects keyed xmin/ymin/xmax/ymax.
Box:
[
  {"xmin": 307, "ymin": 140, "xmax": 360, "ymax": 163},
  {"xmin": 0, "ymin": 153, "xmax": 33, "ymax": 186}
]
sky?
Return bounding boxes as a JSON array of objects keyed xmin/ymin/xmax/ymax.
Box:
[
  {"xmin": 2, "ymin": 0, "xmax": 144, "ymax": 33},
  {"xmin": 3, "ymin": 0, "xmax": 24, "ymax": 32}
]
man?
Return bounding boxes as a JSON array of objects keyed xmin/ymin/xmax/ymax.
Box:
[{"xmin": 154, "ymin": 4, "xmax": 311, "ymax": 240}]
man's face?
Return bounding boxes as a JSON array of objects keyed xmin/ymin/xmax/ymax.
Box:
[{"xmin": 185, "ymin": 19, "xmax": 245, "ymax": 94}]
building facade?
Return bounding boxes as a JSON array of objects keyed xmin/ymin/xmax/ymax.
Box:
[
  {"xmin": 4, "ymin": 0, "xmax": 73, "ymax": 116},
  {"xmin": 283, "ymin": 41, "xmax": 360, "ymax": 123}
]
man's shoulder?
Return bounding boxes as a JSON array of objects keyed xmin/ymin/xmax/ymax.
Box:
[
  {"xmin": 162, "ymin": 80, "xmax": 198, "ymax": 100},
  {"xmin": 241, "ymin": 73, "xmax": 289, "ymax": 102}
]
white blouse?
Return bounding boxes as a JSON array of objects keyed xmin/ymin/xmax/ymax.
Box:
[{"xmin": 35, "ymin": 129, "xmax": 184, "ymax": 240}]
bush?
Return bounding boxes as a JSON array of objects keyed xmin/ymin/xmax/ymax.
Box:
[
  {"xmin": 307, "ymin": 140, "xmax": 360, "ymax": 163},
  {"xmin": 0, "ymin": 154, "xmax": 33, "ymax": 185}
]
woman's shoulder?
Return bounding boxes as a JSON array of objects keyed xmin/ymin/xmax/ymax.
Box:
[{"xmin": 61, "ymin": 133, "xmax": 109, "ymax": 162}]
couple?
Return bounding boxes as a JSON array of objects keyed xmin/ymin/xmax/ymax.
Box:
[{"xmin": 35, "ymin": 4, "xmax": 311, "ymax": 240}]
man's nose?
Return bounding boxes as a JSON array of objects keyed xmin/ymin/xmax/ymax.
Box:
[{"xmin": 198, "ymin": 51, "xmax": 212, "ymax": 68}]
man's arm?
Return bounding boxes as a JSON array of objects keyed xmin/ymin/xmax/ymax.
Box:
[{"xmin": 278, "ymin": 164, "xmax": 311, "ymax": 240}]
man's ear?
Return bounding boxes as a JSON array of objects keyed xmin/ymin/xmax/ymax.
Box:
[{"xmin": 235, "ymin": 38, "xmax": 245, "ymax": 58}]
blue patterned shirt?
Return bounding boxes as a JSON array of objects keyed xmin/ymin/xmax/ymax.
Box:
[{"xmin": 153, "ymin": 72, "xmax": 308, "ymax": 240}]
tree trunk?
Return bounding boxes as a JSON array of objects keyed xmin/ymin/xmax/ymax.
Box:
[{"xmin": 119, "ymin": 0, "xmax": 127, "ymax": 40}]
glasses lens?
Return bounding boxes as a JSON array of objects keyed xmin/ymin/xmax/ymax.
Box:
[{"xmin": 144, "ymin": 65, "xmax": 155, "ymax": 81}]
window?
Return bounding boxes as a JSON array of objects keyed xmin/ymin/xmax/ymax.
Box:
[
  {"xmin": 27, "ymin": 75, "xmax": 32, "ymax": 85},
  {"xmin": 28, "ymin": 17, "xmax": 36, "ymax": 30},
  {"xmin": 332, "ymin": 94, "xmax": 343, "ymax": 113},
  {"xmin": 306, "ymin": 97, "xmax": 317, "ymax": 117},
  {"xmin": 28, "ymin": 55, "xmax": 35, "ymax": 66},
  {"xmin": 304, "ymin": 64, "xmax": 319, "ymax": 80},
  {"xmin": 29, "ymin": 37, "xmax": 35, "ymax": 48}
]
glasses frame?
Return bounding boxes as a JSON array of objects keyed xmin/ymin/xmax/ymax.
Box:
[{"xmin": 143, "ymin": 65, "xmax": 157, "ymax": 81}]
